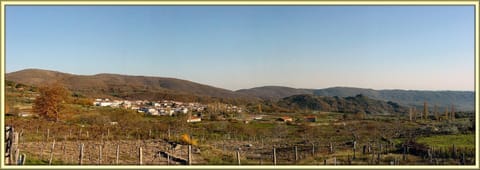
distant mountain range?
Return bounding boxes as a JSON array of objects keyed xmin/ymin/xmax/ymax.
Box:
[
  {"xmin": 236, "ymin": 86, "xmax": 474, "ymax": 111},
  {"xmin": 6, "ymin": 69, "xmax": 475, "ymax": 111}
]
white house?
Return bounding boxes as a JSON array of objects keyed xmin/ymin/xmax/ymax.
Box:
[
  {"xmin": 167, "ymin": 109, "xmax": 175, "ymax": 116},
  {"xmin": 187, "ymin": 116, "xmax": 202, "ymax": 123},
  {"xmin": 147, "ymin": 108, "xmax": 159, "ymax": 116},
  {"xmin": 180, "ymin": 108, "xmax": 189, "ymax": 114},
  {"xmin": 100, "ymin": 102, "xmax": 112, "ymax": 107}
]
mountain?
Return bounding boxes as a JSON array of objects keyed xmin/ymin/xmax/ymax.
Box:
[
  {"xmin": 6, "ymin": 69, "xmax": 474, "ymax": 111},
  {"xmin": 313, "ymin": 87, "xmax": 474, "ymax": 112},
  {"xmin": 236, "ymin": 86, "xmax": 314, "ymax": 100},
  {"xmin": 277, "ymin": 94, "xmax": 408, "ymax": 115},
  {"xmin": 6, "ymin": 69, "xmax": 258, "ymax": 103},
  {"xmin": 238, "ymin": 86, "xmax": 475, "ymax": 111}
]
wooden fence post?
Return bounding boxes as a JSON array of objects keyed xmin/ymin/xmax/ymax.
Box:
[
  {"xmin": 14, "ymin": 149, "xmax": 20, "ymax": 165},
  {"xmin": 452, "ymin": 144, "xmax": 457, "ymax": 158},
  {"xmin": 99, "ymin": 145, "xmax": 103, "ymax": 165},
  {"xmin": 79, "ymin": 143, "xmax": 84, "ymax": 165},
  {"xmin": 363, "ymin": 145, "xmax": 366, "ymax": 155},
  {"xmin": 312, "ymin": 143, "xmax": 315, "ymax": 156},
  {"xmin": 329, "ymin": 142, "xmax": 334, "ymax": 153},
  {"xmin": 138, "ymin": 147, "xmax": 143, "ymax": 165},
  {"xmin": 168, "ymin": 126, "xmax": 171, "ymax": 140},
  {"xmin": 428, "ymin": 148, "xmax": 432, "ymax": 163},
  {"xmin": 20, "ymin": 154, "xmax": 26, "ymax": 165},
  {"xmin": 236, "ymin": 150, "xmax": 241, "ymax": 165},
  {"xmin": 273, "ymin": 147, "xmax": 277, "ymax": 165},
  {"xmin": 79, "ymin": 129, "xmax": 82, "ymax": 140},
  {"xmin": 19, "ymin": 129, "xmax": 23, "ymax": 145},
  {"xmin": 62, "ymin": 143, "xmax": 66, "ymax": 162},
  {"xmin": 46, "ymin": 129, "xmax": 50, "ymax": 142},
  {"xmin": 115, "ymin": 145, "xmax": 120, "ymax": 165},
  {"xmin": 377, "ymin": 151, "xmax": 381, "ymax": 164},
  {"xmin": 353, "ymin": 141, "xmax": 356, "ymax": 160},
  {"xmin": 295, "ymin": 145, "xmax": 298, "ymax": 163},
  {"xmin": 48, "ymin": 139, "xmax": 56, "ymax": 165},
  {"xmin": 167, "ymin": 153, "xmax": 170, "ymax": 165},
  {"xmin": 11, "ymin": 132, "xmax": 19, "ymax": 165},
  {"xmin": 40, "ymin": 143, "xmax": 45, "ymax": 160},
  {"xmin": 188, "ymin": 145, "xmax": 192, "ymax": 165}
]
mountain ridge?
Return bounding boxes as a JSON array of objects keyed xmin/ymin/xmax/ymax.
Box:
[
  {"xmin": 5, "ymin": 68, "xmax": 475, "ymax": 111},
  {"xmin": 237, "ymin": 86, "xmax": 474, "ymax": 111},
  {"xmin": 6, "ymin": 68, "xmax": 258, "ymax": 103}
]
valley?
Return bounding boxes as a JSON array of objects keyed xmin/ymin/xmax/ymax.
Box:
[{"xmin": 3, "ymin": 69, "xmax": 476, "ymax": 166}]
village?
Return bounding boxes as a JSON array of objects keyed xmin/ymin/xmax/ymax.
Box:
[
  {"xmin": 91, "ymin": 98, "xmax": 317, "ymax": 124},
  {"xmin": 92, "ymin": 98, "xmax": 245, "ymax": 123}
]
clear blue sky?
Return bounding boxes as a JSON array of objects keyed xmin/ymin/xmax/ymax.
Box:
[{"xmin": 6, "ymin": 6, "xmax": 474, "ymax": 91}]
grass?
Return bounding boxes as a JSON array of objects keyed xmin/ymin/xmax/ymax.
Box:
[
  {"xmin": 416, "ymin": 134, "xmax": 475, "ymax": 149},
  {"xmin": 23, "ymin": 155, "xmax": 68, "ymax": 165}
]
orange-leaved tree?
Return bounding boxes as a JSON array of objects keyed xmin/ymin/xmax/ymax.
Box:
[{"xmin": 33, "ymin": 83, "xmax": 70, "ymax": 122}]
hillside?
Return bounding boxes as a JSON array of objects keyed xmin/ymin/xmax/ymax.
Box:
[
  {"xmin": 238, "ymin": 86, "xmax": 474, "ymax": 111},
  {"xmin": 6, "ymin": 69, "xmax": 474, "ymax": 111},
  {"xmin": 236, "ymin": 86, "xmax": 314, "ymax": 100},
  {"xmin": 277, "ymin": 94, "xmax": 408, "ymax": 115},
  {"xmin": 313, "ymin": 87, "xmax": 474, "ymax": 112},
  {"xmin": 6, "ymin": 69, "xmax": 258, "ymax": 103}
]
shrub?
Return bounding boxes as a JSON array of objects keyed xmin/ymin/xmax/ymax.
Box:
[{"xmin": 181, "ymin": 133, "xmax": 198, "ymax": 146}]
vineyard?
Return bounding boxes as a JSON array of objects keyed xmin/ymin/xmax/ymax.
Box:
[{"xmin": 4, "ymin": 111, "xmax": 476, "ymax": 166}]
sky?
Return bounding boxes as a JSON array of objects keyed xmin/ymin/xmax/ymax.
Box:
[{"xmin": 5, "ymin": 6, "xmax": 475, "ymax": 91}]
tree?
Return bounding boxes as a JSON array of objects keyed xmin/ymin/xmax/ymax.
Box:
[
  {"xmin": 444, "ymin": 106, "xmax": 449, "ymax": 120},
  {"xmin": 33, "ymin": 83, "xmax": 70, "ymax": 122},
  {"xmin": 409, "ymin": 107, "xmax": 413, "ymax": 121},
  {"xmin": 451, "ymin": 105, "xmax": 455, "ymax": 121},
  {"xmin": 423, "ymin": 101, "xmax": 428, "ymax": 120}
]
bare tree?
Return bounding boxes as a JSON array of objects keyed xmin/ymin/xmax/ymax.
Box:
[
  {"xmin": 451, "ymin": 105, "xmax": 455, "ymax": 121},
  {"xmin": 444, "ymin": 106, "xmax": 449, "ymax": 120},
  {"xmin": 423, "ymin": 101, "xmax": 428, "ymax": 120}
]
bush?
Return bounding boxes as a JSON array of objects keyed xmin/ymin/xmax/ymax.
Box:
[
  {"xmin": 438, "ymin": 124, "xmax": 459, "ymax": 135},
  {"xmin": 181, "ymin": 133, "xmax": 198, "ymax": 146}
]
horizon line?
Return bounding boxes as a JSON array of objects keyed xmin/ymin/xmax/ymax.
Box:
[{"xmin": 6, "ymin": 67, "xmax": 476, "ymax": 92}]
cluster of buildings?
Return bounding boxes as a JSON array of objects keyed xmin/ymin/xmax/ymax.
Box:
[{"xmin": 93, "ymin": 98, "xmax": 207, "ymax": 116}]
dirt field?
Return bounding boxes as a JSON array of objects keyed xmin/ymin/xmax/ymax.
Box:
[{"xmin": 19, "ymin": 139, "xmax": 207, "ymax": 165}]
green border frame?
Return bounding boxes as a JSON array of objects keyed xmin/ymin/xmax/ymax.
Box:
[{"xmin": 0, "ymin": 0, "xmax": 478, "ymax": 169}]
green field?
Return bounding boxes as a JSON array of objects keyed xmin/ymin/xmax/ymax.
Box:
[{"xmin": 416, "ymin": 134, "xmax": 475, "ymax": 149}]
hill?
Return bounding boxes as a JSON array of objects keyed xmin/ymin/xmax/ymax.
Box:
[
  {"xmin": 6, "ymin": 69, "xmax": 474, "ymax": 111},
  {"xmin": 313, "ymin": 87, "xmax": 474, "ymax": 112},
  {"xmin": 238, "ymin": 86, "xmax": 474, "ymax": 111},
  {"xmin": 6, "ymin": 69, "xmax": 258, "ymax": 104},
  {"xmin": 277, "ymin": 94, "xmax": 408, "ymax": 115},
  {"xmin": 236, "ymin": 86, "xmax": 314, "ymax": 100}
]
